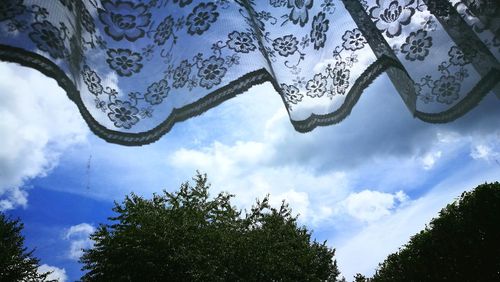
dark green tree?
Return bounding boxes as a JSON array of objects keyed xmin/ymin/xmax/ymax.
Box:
[
  {"xmin": 353, "ymin": 273, "xmax": 369, "ymax": 282},
  {"xmin": 372, "ymin": 182, "xmax": 500, "ymax": 281},
  {"xmin": 0, "ymin": 212, "xmax": 53, "ymax": 282},
  {"xmin": 80, "ymin": 173, "xmax": 339, "ymax": 281}
]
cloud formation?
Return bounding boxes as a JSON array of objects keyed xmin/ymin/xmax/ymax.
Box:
[
  {"xmin": 3, "ymin": 64, "xmax": 495, "ymax": 280},
  {"xmin": 166, "ymin": 77, "xmax": 500, "ymax": 279},
  {"xmin": 168, "ymin": 75, "xmax": 499, "ymax": 222},
  {"xmin": 65, "ymin": 223, "xmax": 95, "ymax": 261},
  {"xmin": 340, "ymin": 190, "xmax": 408, "ymax": 222},
  {"xmin": 38, "ymin": 264, "xmax": 68, "ymax": 282},
  {"xmin": 335, "ymin": 163, "xmax": 500, "ymax": 279},
  {"xmin": 0, "ymin": 63, "xmax": 87, "ymax": 210}
]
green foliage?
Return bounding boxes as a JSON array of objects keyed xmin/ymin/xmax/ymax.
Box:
[
  {"xmin": 80, "ymin": 172, "xmax": 339, "ymax": 281},
  {"xmin": 0, "ymin": 212, "xmax": 53, "ymax": 282},
  {"xmin": 353, "ymin": 273, "xmax": 369, "ymax": 282},
  {"xmin": 372, "ymin": 182, "xmax": 500, "ymax": 281}
]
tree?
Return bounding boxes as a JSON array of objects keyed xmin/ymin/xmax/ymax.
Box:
[
  {"xmin": 353, "ymin": 273, "xmax": 369, "ymax": 282},
  {"xmin": 80, "ymin": 173, "xmax": 339, "ymax": 281},
  {"xmin": 0, "ymin": 212, "xmax": 53, "ymax": 281},
  {"xmin": 372, "ymin": 182, "xmax": 500, "ymax": 281}
]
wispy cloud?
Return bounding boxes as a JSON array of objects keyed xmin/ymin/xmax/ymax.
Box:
[
  {"xmin": 334, "ymin": 162, "xmax": 500, "ymax": 279},
  {"xmin": 0, "ymin": 63, "xmax": 87, "ymax": 210},
  {"xmin": 65, "ymin": 223, "xmax": 95, "ymax": 261},
  {"xmin": 2, "ymin": 60, "xmax": 498, "ymax": 282},
  {"xmin": 165, "ymin": 75, "xmax": 500, "ymax": 279}
]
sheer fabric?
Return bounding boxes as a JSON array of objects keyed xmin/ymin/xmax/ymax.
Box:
[{"xmin": 0, "ymin": 0, "xmax": 498, "ymax": 145}]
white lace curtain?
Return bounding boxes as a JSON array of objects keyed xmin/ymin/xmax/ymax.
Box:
[{"xmin": 0, "ymin": 0, "xmax": 498, "ymax": 145}]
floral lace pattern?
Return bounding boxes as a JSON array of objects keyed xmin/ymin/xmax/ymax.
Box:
[{"xmin": 0, "ymin": 0, "xmax": 498, "ymax": 145}]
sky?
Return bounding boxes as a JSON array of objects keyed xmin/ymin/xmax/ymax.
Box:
[{"xmin": 1, "ymin": 61, "xmax": 499, "ymax": 281}]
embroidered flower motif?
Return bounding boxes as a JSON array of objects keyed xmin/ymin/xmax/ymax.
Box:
[
  {"xmin": 332, "ymin": 62, "xmax": 350, "ymax": 95},
  {"xmin": 293, "ymin": 76, "xmax": 307, "ymax": 88},
  {"xmin": 227, "ymin": 31, "xmax": 256, "ymax": 53},
  {"xmin": 287, "ymin": 0, "xmax": 313, "ymax": 27},
  {"xmin": 448, "ymin": 46, "xmax": 475, "ymax": 66},
  {"xmin": 108, "ymin": 100, "xmax": 140, "ymax": 129},
  {"xmin": 370, "ymin": 0, "xmax": 415, "ymax": 38},
  {"xmin": 95, "ymin": 98, "xmax": 107, "ymax": 112},
  {"xmin": 346, "ymin": 54, "xmax": 358, "ymax": 67},
  {"xmin": 270, "ymin": 0, "xmax": 287, "ymax": 8},
  {"xmin": 173, "ymin": 60, "xmax": 192, "ymax": 88},
  {"xmin": 186, "ymin": 2, "xmax": 219, "ymax": 35},
  {"xmin": 325, "ymin": 84, "xmax": 336, "ymax": 98},
  {"xmin": 145, "ymin": 79, "xmax": 170, "ymax": 105},
  {"xmin": 421, "ymin": 16, "xmax": 437, "ymax": 31},
  {"xmin": 98, "ymin": 1, "xmax": 151, "ymax": 41},
  {"xmin": 81, "ymin": 8, "xmax": 96, "ymax": 33},
  {"xmin": 29, "ymin": 20, "xmax": 67, "ymax": 59},
  {"xmin": 400, "ymin": 29, "xmax": 432, "ymax": 61},
  {"xmin": 455, "ymin": 67, "xmax": 469, "ymax": 81},
  {"xmin": 82, "ymin": 66, "xmax": 103, "ymax": 95},
  {"xmin": 321, "ymin": 0, "xmax": 336, "ymax": 14},
  {"xmin": 273, "ymin": 35, "xmax": 299, "ymax": 57},
  {"xmin": 354, "ymin": 0, "xmax": 367, "ymax": 10},
  {"xmin": 306, "ymin": 73, "xmax": 327, "ymax": 98},
  {"xmin": 281, "ymin": 83, "xmax": 303, "ymax": 104},
  {"xmin": 198, "ymin": 55, "xmax": 227, "ymax": 89},
  {"xmin": 106, "ymin": 48, "xmax": 143, "ymax": 77},
  {"xmin": 419, "ymin": 92, "xmax": 434, "ymax": 104},
  {"xmin": 173, "ymin": 0, "xmax": 193, "ymax": 7},
  {"xmin": 310, "ymin": 12, "xmax": 329, "ymax": 50},
  {"xmin": 154, "ymin": 16, "xmax": 174, "ymax": 45},
  {"xmin": 140, "ymin": 107, "xmax": 154, "ymax": 118},
  {"xmin": 0, "ymin": 0, "xmax": 25, "ymax": 22},
  {"xmin": 342, "ymin": 28, "xmax": 367, "ymax": 51},
  {"xmin": 225, "ymin": 54, "xmax": 240, "ymax": 67},
  {"xmin": 142, "ymin": 44, "xmax": 155, "ymax": 58},
  {"xmin": 432, "ymin": 75, "xmax": 460, "ymax": 104}
]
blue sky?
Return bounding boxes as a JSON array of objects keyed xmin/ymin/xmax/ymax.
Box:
[{"xmin": 1, "ymin": 61, "xmax": 499, "ymax": 281}]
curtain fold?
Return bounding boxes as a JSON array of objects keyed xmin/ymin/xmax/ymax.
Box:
[{"xmin": 0, "ymin": 0, "xmax": 498, "ymax": 145}]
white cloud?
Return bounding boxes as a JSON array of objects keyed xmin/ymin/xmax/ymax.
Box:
[
  {"xmin": 0, "ymin": 63, "xmax": 88, "ymax": 210},
  {"xmin": 470, "ymin": 143, "xmax": 500, "ymax": 163},
  {"xmin": 167, "ymin": 75, "xmax": 500, "ymax": 227},
  {"xmin": 38, "ymin": 264, "xmax": 67, "ymax": 282},
  {"xmin": 420, "ymin": 150, "xmax": 442, "ymax": 170},
  {"xmin": 468, "ymin": 131, "xmax": 500, "ymax": 164},
  {"xmin": 0, "ymin": 187, "xmax": 27, "ymax": 211},
  {"xmin": 65, "ymin": 223, "xmax": 95, "ymax": 261},
  {"xmin": 340, "ymin": 190, "xmax": 409, "ymax": 222},
  {"xmin": 334, "ymin": 162, "xmax": 500, "ymax": 279},
  {"xmin": 471, "ymin": 144, "xmax": 493, "ymax": 160},
  {"xmin": 161, "ymin": 75, "xmax": 500, "ymax": 281},
  {"xmin": 170, "ymin": 140, "xmax": 350, "ymax": 225}
]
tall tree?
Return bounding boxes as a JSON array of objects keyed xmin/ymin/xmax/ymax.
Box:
[
  {"xmin": 353, "ymin": 273, "xmax": 369, "ymax": 282},
  {"xmin": 80, "ymin": 173, "xmax": 339, "ymax": 281},
  {"xmin": 0, "ymin": 213, "xmax": 52, "ymax": 281},
  {"xmin": 372, "ymin": 182, "xmax": 500, "ymax": 281}
]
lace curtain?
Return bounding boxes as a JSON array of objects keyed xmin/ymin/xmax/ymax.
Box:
[{"xmin": 0, "ymin": 0, "xmax": 498, "ymax": 145}]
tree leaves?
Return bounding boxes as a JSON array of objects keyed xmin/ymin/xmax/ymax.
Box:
[
  {"xmin": 79, "ymin": 172, "xmax": 339, "ymax": 281},
  {"xmin": 372, "ymin": 182, "xmax": 500, "ymax": 281},
  {"xmin": 0, "ymin": 213, "xmax": 54, "ymax": 282}
]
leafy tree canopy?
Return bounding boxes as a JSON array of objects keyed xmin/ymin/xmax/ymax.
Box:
[
  {"xmin": 80, "ymin": 172, "xmax": 339, "ymax": 281},
  {"xmin": 372, "ymin": 182, "xmax": 500, "ymax": 281},
  {"xmin": 353, "ymin": 273, "xmax": 369, "ymax": 282},
  {"xmin": 0, "ymin": 212, "xmax": 53, "ymax": 281}
]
